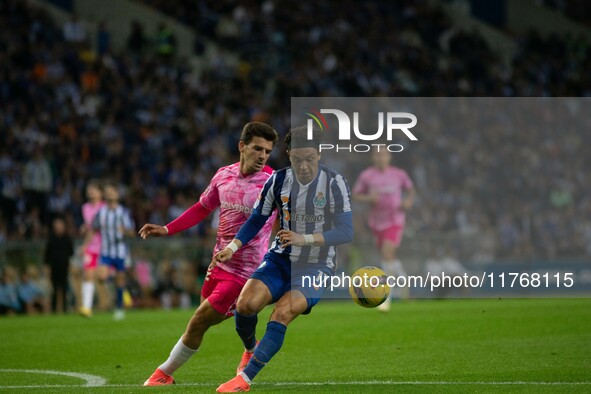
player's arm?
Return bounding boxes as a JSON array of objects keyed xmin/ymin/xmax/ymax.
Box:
[
  {"xmin": 139, "ymin": 201, "xmax": 212, "ymax": 239},
  {"xmin": 213, "ymin": 209, "xmax": 271, "ymax": 262},
  {"xmin": 277, "ymin": 211, "xmax": 353, "ymax": 247},
  {"xmin": 401, "ymin": 186, "xmax": 416, "ymax": 211},
  {"xmin": 352, "ymin": 172, "xmax": 378, "ymax": 203},
  {"xmin": 139, "ymin": 169, "xmax": 223, "ymax": 239},
  {"xmin": 352, "ymin": 191, "xmax": 379, "ymax": 203}
]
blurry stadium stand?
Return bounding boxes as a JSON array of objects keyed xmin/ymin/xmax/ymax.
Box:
[
  {"xmin": 433, "ymin": 0, "xmax": 516, "ymax": 63},
  {"xmin": 1, "ymin": 0, "xmax": 590, "ymax": 304},
  {"xmin": 34, "ymin": 0, "xmax": 239, "ymax": 72},
  {"xmin": 506, "ymin": 0, "xmax": 591, "ymax": 40}
]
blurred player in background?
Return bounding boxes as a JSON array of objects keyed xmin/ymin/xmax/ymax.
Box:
[
  {"xmin": 353, "ymin": 149, "xmax": 415, "ymax": 311},
  {"xmin": 214, "ymin": 127, "xmax": 353, "ymax": 393},
  {"xmin": 79, "ymin": 181, "xmax": 106, "ymax": 317},
  {"xmin": 91, "ymin": 182, "xmax": 135, "ymax": 320},
  {"xmin": 140, "ymin": 122, "xmax": 278, "ymax": 386}
]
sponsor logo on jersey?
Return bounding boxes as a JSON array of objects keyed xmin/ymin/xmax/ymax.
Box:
[
  {"xmin": 221, "ymin": 201, "xmax": 252, "ymax": 214},
  {"xmin": 313, "ymin": 192, "xmax": 326, "ymax": 208},
  {"xmin": 292, "ymin": 213, "xmax": 324, "ymax": 222}
]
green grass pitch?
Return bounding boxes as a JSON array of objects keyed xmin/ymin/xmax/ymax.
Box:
[{"xmin": 1, "ymin": 298, "xmax": 590, "ymax": 393}]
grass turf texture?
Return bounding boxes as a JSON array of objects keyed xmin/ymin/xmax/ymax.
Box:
[{"xmin": 1, "ymin": 298, "xmax": 589, "ymax": 393}]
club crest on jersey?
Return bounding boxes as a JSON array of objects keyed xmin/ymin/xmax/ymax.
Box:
[{"xmin": 313, "ymin": 192, "xmax": 326, "ymax": 208}]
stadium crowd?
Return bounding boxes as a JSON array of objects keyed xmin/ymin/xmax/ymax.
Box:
[
  {"xmin": 538, "ymin": 0, "xmax": 591, "ymax": 27},
  {"xmin": 1, "ymin": 0, "xmax": 590, "ymax": 313}
]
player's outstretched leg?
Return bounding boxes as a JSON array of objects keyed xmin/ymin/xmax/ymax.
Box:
[
  {"xmin": 143, "ymin": 336, "xmax": 196, "ymax": 386},
  {"xmin": 217, "ymin": 321, "xmax": 287, "ymax": 392},
  {"xmin": 218, "ymin": 291, "xmax": 306, "ymax": 392},
  {"xmin": 80, "ymin": 265, "xmax": 95, "ymax": 317},
  {"xmin": 144, "ymin": 299, "xmax": 226, "ymax": 386},
  {"xmin": 235, "ymin": 311, "xmax": 259, "ymax": 374},
  {"xmin": 113, "ymin": 270, "xmax": 126, "ymax": 320},
  {"xmin": 232, "ymin": 278, "xmax": 273, "ymax": 375}
]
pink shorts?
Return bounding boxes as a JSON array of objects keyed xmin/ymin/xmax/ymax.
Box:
[
  {"xmin": 83, "ymin": 252, "xmax": 99, "ymax": 270},
  {"xmin": 201, "ymin": 266, "xmax": 247, "ymax": 317},
  {"xmin": 372, "ymin": 224, "xmax": 404, "ymax": 248}
]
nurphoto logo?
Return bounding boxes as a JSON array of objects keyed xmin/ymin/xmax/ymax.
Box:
[{"xmin": 305, "ymin": 108, "xmax": 418, "ymax": 153}]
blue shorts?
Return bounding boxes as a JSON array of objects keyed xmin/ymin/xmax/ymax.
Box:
[
  {"xmin": 100, "ymin": 256, "xmax": 126, "ymax": 272},
  {"xmin": 250, "ymin": 252, "xmax": 333, "ymax": 315}
]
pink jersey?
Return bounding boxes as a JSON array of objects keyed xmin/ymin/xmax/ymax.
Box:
[
  {"xmin": 82, "ymin": 201, "xmax": 105, "ymax": 254},
  {"xmin": 353, "ymin": 166, "xmax": 413, "ymax": 231},
  {"xmin": 200, "ymin": 162, "xmax": 276, "ymax": 280}
]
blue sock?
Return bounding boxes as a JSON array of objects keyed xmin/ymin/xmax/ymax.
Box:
[
  {"xmin": 235, "ymin": 312, "xmax": 258, "ymax": 350},
  {"xmin": 243, "ymin": 321, "xmax": 287, "ymax": 381},
  {"xmin": 116, "ymin": 287, "xmax": 123, "ymax": 309}
]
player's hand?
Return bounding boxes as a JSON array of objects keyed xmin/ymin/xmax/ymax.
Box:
[
  {"xmin": 401, "ymin": 199, "xmax": 413, "ymax": 211},
  {"xmin": 212, "ymin": 248, "xmax": 234, "ymax": 265},
  {"xmin": 277, "ymin": 229, "xmax": 305, "ymax": 248},
  {"xmin": 138, "ymin": 224, "xmax": 168, "ymax": 239},
  {"xmin": 368, "ymin": 191, "xmax": 380, "ymax": 204}
]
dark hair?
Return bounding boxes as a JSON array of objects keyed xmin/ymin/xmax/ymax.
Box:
[
  {"xmin": 284, "ymin": 125, "xmax": 321, "ymax": 151},
  {"xmin": 86, "ymin": 179, "xmax": 102, "ymax": 191},
  {"xmin": 240, "ymin": 122, "xmax": 279, "ymax": 145},
  {"xmin": 103, "ymin": 180, "xmax": 119, "ymax": 191}
]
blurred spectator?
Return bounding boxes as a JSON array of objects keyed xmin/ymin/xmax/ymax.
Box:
[
  {"xmin": 1, "ymin": 166, "xmax": 22, "ymax": 234},
  {"xmin": 17, "ymin": 266, "xmax": 50, "ymax": 314},
  {"xmin": 125, "ymin": 269, "xmax": 144, "ymax": 308},
  {"xmin": 0, "ymin": 219, "xmax": 7, "ymax": 243},
  {"xmin": 154, "ymin": 22, "xmax": 177, "ymax": 59},
  {"xmin": 97, "ymin": 20, "xmax": 111, "ymax": 56},
  {"xmin": 44, "ymin": 217, "xmax": 74, "ymax": 313},
  {"xmin": 538, "ymin": 0, "xmax": 591, "ymax": 27},
  {"xmin": 134, "ymin": 255, "xmax": 156, "ymax": 307},
  {"xmin": 48, "ymin": 183, "xmax": 72, "ymax": 222},
  {"xmin": 62, "ymin": 14, "xmax": 86, "ymax": 44},
  {"xmin": 153, "ymin": 260, "xmax": 190, "ymax": 310},
  {"xmin": 0, "ymin": 266, "xmax": 21, "ymax": 315},
  {"xmin": 17, "ymin": 207, "xmax": 46, "ymax": 240},
  {"xmin": 22, "ymin": 146, "xmax": 52, "ymax": 226},
  {"xmin": 127, "ymin": 20, "xmax": 148, "ymax": 54}
]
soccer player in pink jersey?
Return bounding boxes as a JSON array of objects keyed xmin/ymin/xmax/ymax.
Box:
[
  {"xmin": 353, "ymin": 149, "xmax": 415, "ymax": 311},
  {"xmin": 140, "ymin": 122, "xmax": 278, "ymax": 386},
  {"xmin": 79, "ymin": 180, "xmax": 106, "ymax": 317}
]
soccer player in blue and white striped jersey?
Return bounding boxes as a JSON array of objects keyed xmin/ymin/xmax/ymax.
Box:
[
  {"xmin": 91, "ymin": 182, "xmax": 135, "ymax": 320},
  {"xmin": 214, "ymin": 127, "xmax": 353, "ymax": 392}
]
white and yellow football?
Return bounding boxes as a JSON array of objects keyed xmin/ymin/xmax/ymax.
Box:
[{"xmin": 348, "ymin": 266, "xmax": 390, "ymax": 308}]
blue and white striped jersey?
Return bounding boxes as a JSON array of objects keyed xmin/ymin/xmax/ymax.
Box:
[
  {"xmin": 92, "ymin": 204, "xmax": 134, "ymax": 260},
  {"xmin": 251, "ymin": 164, "xmax": 352, "ymax": 269}
]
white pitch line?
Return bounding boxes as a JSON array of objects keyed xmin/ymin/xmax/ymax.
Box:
[
  {"xmin": 1, "ymin": 380, "xmax": 590, "ymax": 389},
  {"xmin": 0, "ymin": 369, "xmax": 106, "ymax": 387}
]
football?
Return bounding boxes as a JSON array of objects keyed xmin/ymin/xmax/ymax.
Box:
[{"xmin": 348, "ymin": 266, "xmax": 390, "ymax": 308}]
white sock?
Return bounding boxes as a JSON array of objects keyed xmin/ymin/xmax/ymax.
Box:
[
  {"xmin": 158, "ymin": 337, "xmax": 198, "ymax": 375},
  {"xmin": 383, "ymin": 260, "xmax": 406, "ymax": 299},
  {"xmin": 82, "ymin": 281, "xmax": 95, "ymax": 310},
  {"xmin": 240, "ymin": 372, "xmax": 252, "ymax": 384}
]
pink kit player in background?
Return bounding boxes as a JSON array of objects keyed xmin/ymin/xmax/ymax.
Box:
[
  {"xmin": 79, "ymin": 181, "xmax": 106, "ymax": 317},
  {"xmin": 353, "ymin": 150, "xmax": 415, "ymax": 310}
]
